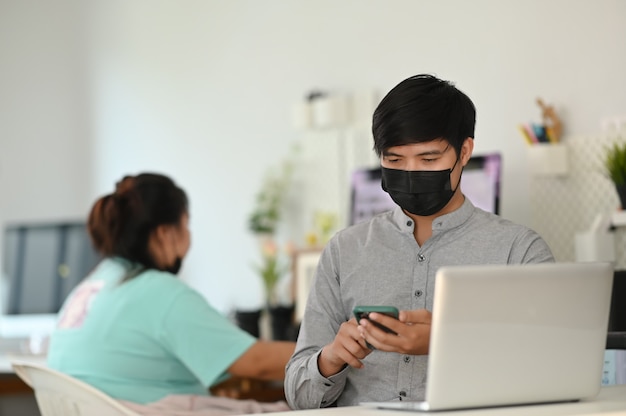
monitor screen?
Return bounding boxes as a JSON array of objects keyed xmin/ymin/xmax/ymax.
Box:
[
  {"xmin": 2, "ymin": 222, "xmax": 101, "ymax": 315},
  {"xmin": 349, "ymin": 152, "xmax": 502, "ymax": 225}
]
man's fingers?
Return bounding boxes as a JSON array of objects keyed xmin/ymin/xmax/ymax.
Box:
[
  {"xmin": 368, "ymin": 312, "xmax": 401, "ymax": 333},
  {"xmin": 399, "ymin": 309, "xmax": 432, "ymax": 324}
]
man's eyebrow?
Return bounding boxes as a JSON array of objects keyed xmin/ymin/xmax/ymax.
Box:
[
  {"xmin": 415, "ymin": 149, "xmax": 445, "ymax": 156},
  {"xmin": 382, "ymin": 150, "xmax": 403, "ymax": 157},
  {"xmin": 382, "ymin": 145, "xmax": 449, "ymax": 157},
  {"xmin": 419, "ymin": 143, "xmax": 450, "ymax": 156}
]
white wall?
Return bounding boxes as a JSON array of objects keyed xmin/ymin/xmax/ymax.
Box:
[
  {"xmin": 0, "ymin": 1, "xmax": 92, "ymax": 221},
  {"xmin": 2, "ymin": 0, "xmax": 626, "ymax": 315}
]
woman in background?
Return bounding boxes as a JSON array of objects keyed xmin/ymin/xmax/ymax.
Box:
[{"xmin": 47, "ymin": 173, "xmax": 293, "ymax": 414}]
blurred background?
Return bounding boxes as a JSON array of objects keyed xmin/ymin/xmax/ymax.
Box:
[{"xmin": 1, "ymin": 0, "xmax": 626, "ymax": 316}]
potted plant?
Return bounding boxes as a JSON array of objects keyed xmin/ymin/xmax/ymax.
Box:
[
  {"xmin": 605, "ymin": 141, "xmax": 626, "ymax": 209},
  {"xmin": 254, "ymin": 239, "xmax": 285, "ymax": 306},
  {"xmin": 255, "ymin": 238, "xmax": 296, "ymax": 340},
  {"xmin": 247, "ymin": 160, "xmax": 293, "ymax": 306},
  {"xmin": 236, "ymin": 155, "xmax": 297, "ymax": 340},
  {"xmin": 235, "ymin": 238, "xmax": 287, "ymax": 339}
]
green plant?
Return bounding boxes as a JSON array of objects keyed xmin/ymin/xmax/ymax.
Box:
[
  {"xmin": 254, "ymin": 238, "xmax": 287, "ymax": 305},
  {"xmin": 248, "ymin": 161, "xmax": 294, "ymax": 235},
  {"xmin": 605, "ymin": 142, "xmax": 626, "ymax": 186},
  {"xmin": 247, "ymin": 146, "xmax": 299, "ymax": 304}
]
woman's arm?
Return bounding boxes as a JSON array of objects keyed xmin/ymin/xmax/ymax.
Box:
[{"xmin": 228, "ymin": 340, "xmax": 295, "ymax": 380}]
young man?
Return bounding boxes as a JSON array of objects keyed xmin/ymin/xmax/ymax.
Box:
[{"xmin": 284, "ymin": 74, "xmax": 554, "ymax": 409}]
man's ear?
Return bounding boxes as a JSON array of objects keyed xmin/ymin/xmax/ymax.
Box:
[{"xmin": 460, "ymin": 137, "xmax": 474, "ymax": 166}]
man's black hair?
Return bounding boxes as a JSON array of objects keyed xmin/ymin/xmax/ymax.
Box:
[{"xmin": 372, "ymin": 74, "xmax": 476, "ymax": 157}]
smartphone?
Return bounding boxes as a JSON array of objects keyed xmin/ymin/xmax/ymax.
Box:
[{"xmin": 353, "ymin": 305, "xmax": 399, "ymax": 335}]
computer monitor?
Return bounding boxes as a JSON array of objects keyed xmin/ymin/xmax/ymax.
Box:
[
  {"xmin": 349, "ymin": 152, "xmax": 502, "ymax": 225},
  {"xmin": 2, "ymin": 221, "xmax": 101, "ymax": 315}
]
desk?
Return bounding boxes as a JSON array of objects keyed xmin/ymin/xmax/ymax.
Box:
[
  {"xmin": 268, "ymin": 385, "xmax": 626, "ymax": 416},
  {"xmin": 0, "ymin": 354, "xmax": 45, "ymax": 395},
  {"xmin": 0, "ymin": 354, "xmax": 47, "ymax": 374},
  {"xmin": 0, "ymin": 353, "xmax": 41, "ymax": 416}
]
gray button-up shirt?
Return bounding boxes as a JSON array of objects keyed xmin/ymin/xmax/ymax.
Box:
[{"xmin": 285, "ymin": 199, "xmax": 554, "ymax": 409}]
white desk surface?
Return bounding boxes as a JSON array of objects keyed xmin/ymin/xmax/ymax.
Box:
[
  {"xmin": 0, "ymin": 353, "xmax": 46, "ymax": 373},
  {"xmin": 0, "ymin": 314, "xmax": 54, "ymax": 373},
  {"xmin": 266, "ymin": 385, "xmax": 626, "ymax": 416},
  {"xmin": 0, "ymin": 335, "xmax": 48, "ymax": 373}
]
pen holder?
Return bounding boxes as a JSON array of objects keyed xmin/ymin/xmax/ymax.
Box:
[{"xmin": 528, "ymin": 143, "xmax": 568, "ymax": 176}]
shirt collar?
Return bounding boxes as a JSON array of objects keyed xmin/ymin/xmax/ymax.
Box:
[{"xmin": 391, "ymin": 197, "xmax": 476, "ymax": 233}]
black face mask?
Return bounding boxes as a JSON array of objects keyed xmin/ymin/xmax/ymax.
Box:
[
  {"xmin": 164, "ymin": 257, "xmax": 183, "ymax": 275},
  {"xmin": 381, "ymin": 159, "xmax": 461, "ymax": 216}
]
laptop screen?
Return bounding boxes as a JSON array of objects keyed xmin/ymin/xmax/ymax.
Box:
[{"xmin": 349, "ymin": 152, "xmax": 502, "ymax": 225}]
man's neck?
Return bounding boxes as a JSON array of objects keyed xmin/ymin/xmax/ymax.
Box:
[{"xmin": 406, "ymin": 192, "xmax": 465, "ymax": 246}]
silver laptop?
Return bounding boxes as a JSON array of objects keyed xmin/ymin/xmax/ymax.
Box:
[{"xmin": 362, "ymin": 262, "xmax": 613, "ymax": 412}]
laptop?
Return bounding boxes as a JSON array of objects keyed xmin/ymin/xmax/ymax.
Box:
[{"xmin": 362, "ymin": 262, "xmax": 613, "ymax": 412}]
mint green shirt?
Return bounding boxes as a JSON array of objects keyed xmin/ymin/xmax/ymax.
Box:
[{"xmin": 47, "ymin": 258, "xmax": 256, "ymax": 404}]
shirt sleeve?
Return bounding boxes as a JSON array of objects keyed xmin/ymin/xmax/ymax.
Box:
[
  {"xmin": 510, "ymin": 228, "xmax": 555, "ymax": 264},
  {"xmin": 159, "ymin": 289, "xmax": 257, "ymax": 388},
  {"xmin": 285, "ymin": 241, "xmax": 350, "ymax": 409}
]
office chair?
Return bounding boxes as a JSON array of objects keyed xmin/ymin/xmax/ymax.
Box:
[{"xmin": 11, "ymin": 361, "xmax": 139, "ymax": 416}]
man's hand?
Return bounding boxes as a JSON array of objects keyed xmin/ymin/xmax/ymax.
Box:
[
  {"xmin": 318, "ymin": 318, "xmax": 372, "ymax": 377},
  {"xmin": 357, "ymin": 309, "xmax": 432, "ymax": 355}
]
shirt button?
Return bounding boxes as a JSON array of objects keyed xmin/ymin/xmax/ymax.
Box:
[
  {"xmin": 399, "ymin": 391, "xmax": 407, "ymax": 397},
  {"xmin": 403, "ymin": 355, "xmax": 411, "ymax": 363},
  {"xmin": 406, "ymin": 220, "xmax": 413, "ymax": 227},
  {"xmin": 414, "ymin": 290, "xmax": 423, "ymax": 298},
  {"xmin": 418, "ymin": 254, "xmax": 425, "ymax": 262}
]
